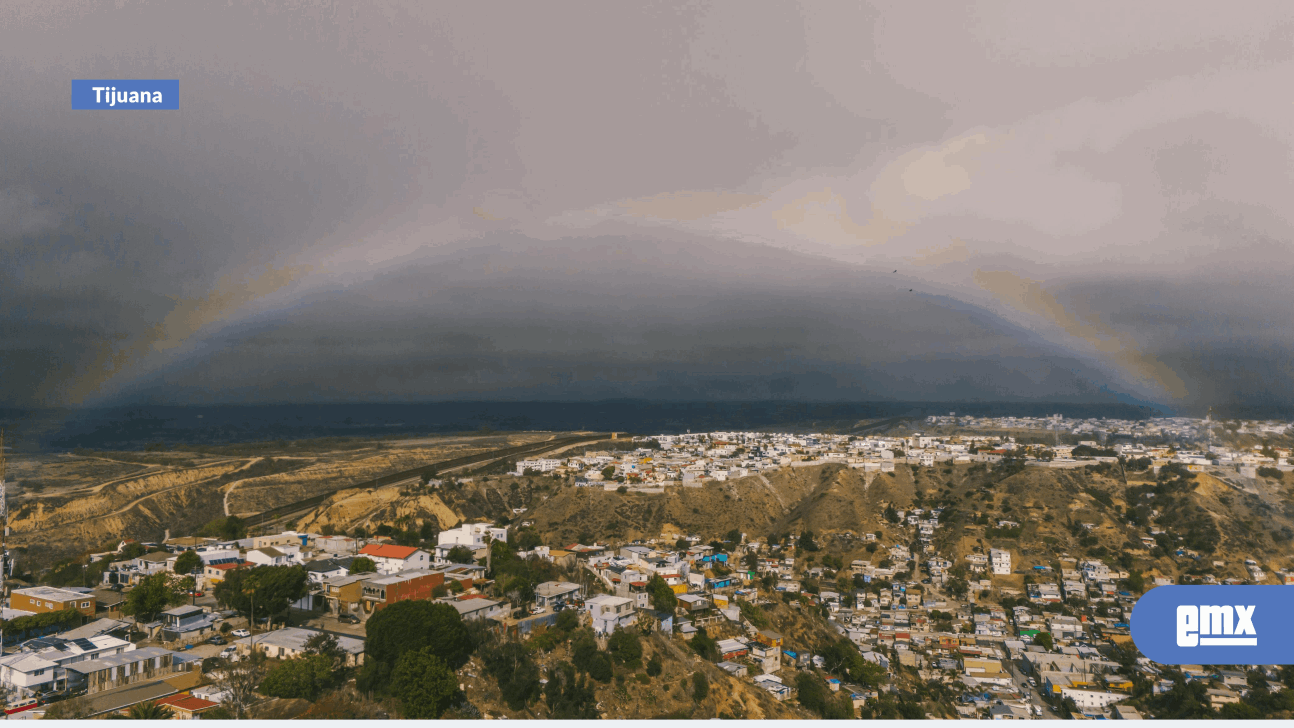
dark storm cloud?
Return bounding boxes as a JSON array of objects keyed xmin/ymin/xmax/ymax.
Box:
[
  {"xmin": 106, "ymin": 233, "xmax": 1129, "ymax": 405},
  {"xmin": 1, "ymin": 1, "xmax": 1292, "ymax": 411}
]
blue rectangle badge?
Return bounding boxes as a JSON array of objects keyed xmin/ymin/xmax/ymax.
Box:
[{"xmin": 72, "ymin": 80, "xmax": 179, "ymax": 110}]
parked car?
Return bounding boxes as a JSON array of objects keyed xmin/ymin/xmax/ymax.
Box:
[
  {"xmin": 188, "ymin": 590, "xmax": 204, "ymax": 597},
  {"xmin": 337, "ymin": 613, "xmax": 360, "ymax": 625},
  {"xmin": 529, "ymin": 605, "xmax": 544, "ymax": 615},
  {"xmin": 231, "ymin": 629, "xmax": 250, "ymax": 638},
  {"xmin": 207, "ymin": 635, "xmax": 226, "ymax": 645},
  {"xmin": 1028, "ymin": 677, "xmax": 1037, "ymax": 687},
  {"xmin": 219, "ymin": 646, "xmax": 238, "ymax": 661}
]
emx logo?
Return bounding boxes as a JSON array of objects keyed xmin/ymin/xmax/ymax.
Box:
[
  {"xmin": 1133, "ymin": 586, "xmax": 1291, "ymax": 664},
  {"xmin": 1177, "ymin": 604, "xmax": 1256, "ymax": 646}
]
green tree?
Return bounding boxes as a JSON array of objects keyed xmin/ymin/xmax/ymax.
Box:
[
  {"xmin": 798, "ymin": 530, "xmax": 820, "ymax": 552},
  {"xmin": 820, "ymin": 638, "xmax": 886, "ymax": 688},
  {"xmin": 358, "ymin": 600, "xmax": 473, "ymax": 694},
  {"xmin": 555, "ymin": 608, "xmax": 579, "ymax": 632},
  {"xmin": 304, "ymin": 632, "xmax": 346, "ymax": 668},
  {"xmin": 607, "ymin": 627, "xmax": 642, "ymax": 667},
  {"xmin": 646, "ymin": 653, "xmax": 663, "ymax": 677},
  {"xmin": 446, "ymin": 545, "xmax": 475, "ymax": 565},
  {"xmin": 690, "ymin": 627, "xmax": 720, "ymax": 662},
  {"xmin": 545, "ymin": 661, "xmax": 598, "ymax": 718},
  {"xmin": 120, "ymin": 542, "xmax": 148, "ymax": 560},
  {"xmin": 569, "ymin": 629, "xmax": 611, "ymax": 682},
  {"xmin": 647, "ymin": 575, "xmax": 678, "ymax": 613},
  {"xmin": 127, "ymin": 701, "xmax": 174, "ymax": 720},
  {"xmin": 516, "ymin": 529, "xmax": 543, "ymax": 552},
  {"xmin": 174, "ymin": 550, "xmax": 202, "ymax": 577},
  {"xmin": 1034, "ymin": 631, "xmax": 1054, "ymax": 651},
  {"xmin": 212, "ymin": 565, "xmax": 310, "ymax": 623},
  {"xmin": 391, "ymin": 648, "xmax": 459, "ymax": 719},
  {"xmin": 259, "ymin": 655, "xmax": 334, "ymax": 701},
  {"xmin": 122, "ymin": 571, "xmax": 187, "ymax": 622},
  {"xmin": 794, "ymin": 672, "xmax": 854, "ymax": 718},
  {"xmin": 349, "ymin": 557, "xmax": 377, "ymax": 575},
  {"xmin": 481, "ymin": 640, "xmax": 542, "ymax": 711},
  {"xmin": 691, "ymin": 672, "xmax": 709, "ymax": 701},
  {"xmin": 600, "ymin": 466, "xmax": 616, "ymax": 480},
  {"xmin": 419, "ymin": 520, "xmax": 438, "ymax": 542}
]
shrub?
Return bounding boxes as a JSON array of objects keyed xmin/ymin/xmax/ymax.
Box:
[{"xmin": 691, "ymin": 672, "xmax": 709, "ymax": 702}]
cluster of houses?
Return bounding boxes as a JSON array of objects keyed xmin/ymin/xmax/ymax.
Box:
[
  {"xmin": 508, "ymin": 424, "xmax": 1293, "ymax": 495},
  {"xmin": 925, "ymin": 413, "xmax": 1291, "ymax": 440},
  {"xmin": 551, "ymin": 522, "xmax": 1294, "ymax": 720}
]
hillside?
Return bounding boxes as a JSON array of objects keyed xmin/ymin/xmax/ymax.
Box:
[
  {"xmin": 4, "ymin": 432, "xmax": 556, "ymax": 566},
  {"xmin": 306, "ymin": 461, "xmax": 1294, "ymax": 583}
]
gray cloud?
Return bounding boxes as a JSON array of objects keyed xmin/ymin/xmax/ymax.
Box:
[{"xmin": 1, "ymin": 1, "xmax": 1291, "ymax": 411}]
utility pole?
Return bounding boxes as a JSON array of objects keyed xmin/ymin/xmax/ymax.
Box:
[{"xmin": 244, "ymin": 586, "xmax": 258, "ymax": 652}]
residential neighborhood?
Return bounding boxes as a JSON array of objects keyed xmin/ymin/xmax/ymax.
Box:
[{"xmin": 1, "ymin": 416, "xmax": 1292, "ymax": 719}]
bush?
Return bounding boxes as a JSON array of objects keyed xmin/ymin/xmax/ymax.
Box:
[
  {"xmin": 555, "ymin": 609, "xmax": 579, "ymax": 632},
  {"xmin": 646, "ymin": 653, "xmax": 663, "ymax": 677},
  {"xmin": 690, "ymin": 628, "xmax": 720, "ymax": 662},
  {"xmin": 391, "ymin": 648, "xmax": 459, "ymax": 719},
  {"xmin": 607, "ymin": 628, "xmax": 642, "ymax": 668},
  {"xmin": 691, "ymin": 672, "xmax": 709, "ymax": 702},
  {"xmin": 481, "ymin": 641, "xmax": 542, "ymax": 710},
  {"xmin": 1257, "ymin": 466, "xmax": 1283, "ymax": 481},
  {"xmin": 260, "ymin": 655, "xmax": 334, "ymax": 701}
]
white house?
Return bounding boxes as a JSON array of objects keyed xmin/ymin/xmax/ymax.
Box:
[
  {"xmin": 245, "ymin": 545, "xmax": 301, "ymax": 567},
  {"xmin": 356, "ymin": 544, "xmax": 430, "ymax": 574},
  {"xmin": 586, "ymin": 594, "xmax": 636, "ymax": 634},
  {"xmin": 990, "ymin": 548, "xmax": 1011, "ymax": 576},
  {"xmin": 447, "ymin": 597, "xmax": 510, "ymax": 622},
  {"xmin": 515, "ymin": 459, "xmax": 562, "ymax": 474},
  {"xmin": 435, "ymin": 523, "xmax": 508, "ymax": 565},
  {"xmin": 0, "ymin": 635, "xmax": 135, "ymax": 697},
  {"xmin": 234, "ymin": 627, "xmax": 365, "ymax": 667}
]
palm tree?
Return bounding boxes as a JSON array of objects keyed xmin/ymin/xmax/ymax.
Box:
[{"xmin": 127, "ymin": 701, "xmax": 174, "ymax": 719}]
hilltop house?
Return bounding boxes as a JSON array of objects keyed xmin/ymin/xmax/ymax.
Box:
[{"xmin": 435, "ymin": 523, "xmax": 507, "ymax": 565}]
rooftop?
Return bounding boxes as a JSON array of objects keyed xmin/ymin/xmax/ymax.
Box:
[
  {"xmin": 83, "ymin": 680, "xmax": 178, "ymax": 717},
  {"xmin": 359, "ymin": 544, "xmax": 422, "ymax": 559},
  {"xmin": 65, "ymin": 647, "xmax": 177, "ymax": 675},
  {"xmin": 154, "ymin": 693, "xmax": 220, "ymax": 713},
  {"xmin": 234, "ymin": 626, "xmax": 364, "ymax": 654},
  {"xmin": 13, "ymin": 586, "xmax": 89, "ymax": 602}
]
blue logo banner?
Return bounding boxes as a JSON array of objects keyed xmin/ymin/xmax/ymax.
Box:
[
  {"xmin": 72, "ymin": 80, "xmax": 179, "ymax": 110},
  {"xmin": 1131, "ymin": 585, "xmax": 1294, "ymax": 664}
]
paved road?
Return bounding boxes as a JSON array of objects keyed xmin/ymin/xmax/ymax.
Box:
[{"xmin": 1006, "ymin": 659, "xmax": 1055, "ymax": 718}]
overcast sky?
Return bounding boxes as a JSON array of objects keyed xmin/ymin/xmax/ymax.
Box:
[{"xmin": 3, "ymin": 1, "xmax": 1292, "ymax": 412}]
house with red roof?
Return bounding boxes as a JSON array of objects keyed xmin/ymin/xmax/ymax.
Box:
[
  {"xmin": 153, "ymin": 692, "xmax": 220, "ymax": 719},
  {"xmin": 357, "ymin": 544, "xmax": 430, "ymax": 574},
  {"xmin": 201, "ymin": 561, "xmax": 246, "ymax": 587}
]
